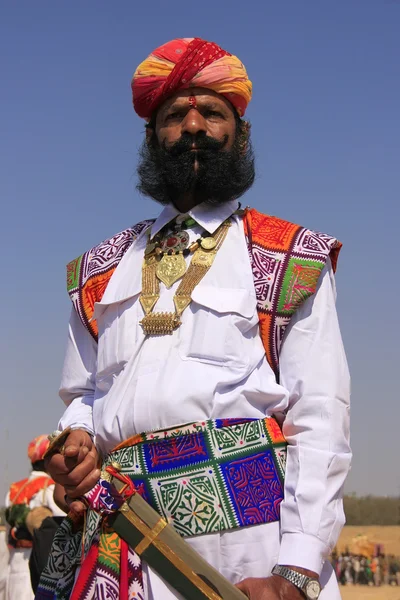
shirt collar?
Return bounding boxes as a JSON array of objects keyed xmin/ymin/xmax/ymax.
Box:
[
  {"xmin": 29, "ymin": 470, "xmax": 47, "ymax": 480},
  {"xmin": 150, "ymin": 199, "xmax": 239, "ymax": 237}
]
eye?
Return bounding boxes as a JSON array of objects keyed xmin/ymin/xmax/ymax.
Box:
[
  {"xmin": 165, "ymin": 111, "xmax": 182, "ymax": 122},
  {"xmin": 205, "ymin": 109, "xmax": 223, "ymax": 118}
]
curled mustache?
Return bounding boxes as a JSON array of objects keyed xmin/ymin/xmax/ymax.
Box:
[
  {"xmin": 137, "ymin": 122, "xmax": 255, "ymax": 206},
  {"xmin": 162, "ymin": 132, "xmax": 229, "ymax": 157}
]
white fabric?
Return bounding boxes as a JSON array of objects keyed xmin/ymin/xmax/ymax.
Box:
[
  {"xmin": 5, "ymin": 548, "xmax": 32, "ymax": 600},
  {"xmin": 4, "ymin": 471, "xmax": 65, "ymax": 600},
  {"xmin": 59, "ymin": 201, "xmax": 351, "ymax": 598},
  {"xmin": 0, "ymin": 529, "xmax": 9, "ymax": 600}
]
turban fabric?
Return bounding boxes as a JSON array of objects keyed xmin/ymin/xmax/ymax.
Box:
[
  {"xmin": 132, "ymin": 37, "xmax": 252, "ymax": 119},
  {"xmin": 28, "ymin": 434, "xmax": 50, "ymax": 464}
]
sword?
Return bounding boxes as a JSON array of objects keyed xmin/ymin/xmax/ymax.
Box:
[{"xmin": 109, "ymin": 475, "xmax": 248, "ymax": 600}]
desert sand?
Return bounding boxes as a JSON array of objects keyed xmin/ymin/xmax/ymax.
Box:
[{"xmin": 340, "ymin": 586, "xmax": 400, "ymax": 599}]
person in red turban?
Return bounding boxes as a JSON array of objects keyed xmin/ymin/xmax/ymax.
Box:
[
  {"xmin": 43, "ymin": 36, "xmax": 349, "ymax": 600},
  {"xmin": 5, "ymin": 436, "xmax": 64, "ymax": 600},
  {"xmin": 131, "ymin": 38, "xmax": 255, "ymax": 208}
]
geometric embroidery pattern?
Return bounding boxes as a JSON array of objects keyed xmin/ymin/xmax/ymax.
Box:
[
  {"xmin": 243, "ymin": 209, "xmax": 342, "ymax": 380},
  {"xmin": 35, "ymin": 418, "xmax": 286, "ymax": 600},
  {"xmin": 66, "ymin": 219, "xmax": 154, "ymax": 339},
  {"xmin": 103, "ymin": 416, "xmax": 287, "ymax": 539},
  {"xmin": 66, "ymin": 209, "xmax": 341, "ymax": 380},
  {"xmin": 220, "ymin": 451, "xmax": 284, "ymax": 526}
]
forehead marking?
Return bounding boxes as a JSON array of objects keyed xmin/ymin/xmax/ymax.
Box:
[{"xmin": 188, "ymin": 95, "xmax": 198, "ymax": 109}]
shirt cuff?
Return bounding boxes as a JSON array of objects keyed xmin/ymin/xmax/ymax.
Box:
[
  {"xmin": 58, "ymin": 419, "xmax": 95, "ymax": 438},
  {"xmin": 58, "ymin": 396, "xmax": 95, "ymax": 437},
  {"xmin": 278, "ymin": 533, "xmax": 330, "ymax": 575}
]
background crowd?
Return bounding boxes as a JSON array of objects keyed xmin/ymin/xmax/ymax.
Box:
[{"xmin": 332, "ymin": 551, "xmax": 400, "ymax": 587}]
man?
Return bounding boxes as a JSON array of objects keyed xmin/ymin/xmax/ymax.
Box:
[
  {"xmin": 5, "ymin": 436, "xmax": 64, "ymax": 600},
  {"xmin": 41, "ymin": 37, "xmax": 351, "ymax": 600}
]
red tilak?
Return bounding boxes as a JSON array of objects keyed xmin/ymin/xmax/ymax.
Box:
[{"xmin": 188, "ymin": 95, "xmax": 197, "ymax": 109}]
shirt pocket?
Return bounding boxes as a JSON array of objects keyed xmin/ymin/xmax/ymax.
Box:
[
  {"xmin": 94, "ymin": 294, "xmax": 140, "ymax": 381},
  {"xmin": 179, "ymin": 286, "xmax": 258, "ymax": 367}
]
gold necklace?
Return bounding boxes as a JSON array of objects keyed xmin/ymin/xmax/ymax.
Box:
[{"xmin": 139, "ymin": 220, "xmax": 231, "ymax": 335}]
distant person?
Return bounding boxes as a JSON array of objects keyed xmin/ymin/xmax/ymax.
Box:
[
  {"xmin": 0, "ymin": 523, "xmax": 9, "ymax": 600},
  {"xmin": 371, "ymin": 556, "xmax": 381, "ymax": 586},
  {"xmin": 4, "ymin": 436, "xmax": 64, "ymax": 600},
  {"xmin": 41, "ymin": 37, "xmax": 351, "ymax": 600},
  {"xmin": 352, "ymin": 555, "xmax": 360, "ymax": 584}
]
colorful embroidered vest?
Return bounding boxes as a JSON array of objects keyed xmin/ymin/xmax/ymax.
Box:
[
  {"xmin": 6, "ymin": 476, "xmax": 54, "ymax": 546},
  {"xmin": 9, "ymin": 476, "xmax": 53, "ymax": 505},
  {"xmin": 67, "ymin": 209, "xmax": 341, "ymax": 379}
]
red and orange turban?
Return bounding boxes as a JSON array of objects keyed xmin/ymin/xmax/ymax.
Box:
[
  {"xmin": 132, "ymin": 37, "xmax": 252, "ymax": 120},
  {"xmin": 28, "ymin": 435, "xmax": 50, "ymax": 464}
]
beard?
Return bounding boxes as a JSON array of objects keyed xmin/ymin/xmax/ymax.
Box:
[{"xmin": 136, "ymin": 127, "xmax": 255, "ymax": 206}]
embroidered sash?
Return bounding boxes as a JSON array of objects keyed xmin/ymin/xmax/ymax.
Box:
[{"xmin": 35, "ymin": 417, "xmax": 286, "ymax": 600}]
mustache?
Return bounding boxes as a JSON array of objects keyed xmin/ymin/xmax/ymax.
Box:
[{"xmin": 162, "ymin": 132, "xmax": 229, "ymax": 157}]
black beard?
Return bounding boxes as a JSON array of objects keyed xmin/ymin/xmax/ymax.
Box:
[{"xmin": 136, "ymin": 129, "xmax": 255, "ymax": 206}]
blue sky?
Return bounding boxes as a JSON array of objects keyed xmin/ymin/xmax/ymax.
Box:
[{"xmin": 1, "ymin": 0, "xmax": 399, "ymax": 502}]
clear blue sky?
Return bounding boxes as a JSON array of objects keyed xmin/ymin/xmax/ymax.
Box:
[{"xmin": 1, "ymin": 0, "xmax": 399, "ymax": 503}]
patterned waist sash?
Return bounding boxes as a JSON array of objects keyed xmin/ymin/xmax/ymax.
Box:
[
  {"xmin": 36, "ymin": 417, "xmax": 287, "ymax": 600},
  {"xmin": 101, "ymin": 416, "xmax": 287, "ymax": 537}
]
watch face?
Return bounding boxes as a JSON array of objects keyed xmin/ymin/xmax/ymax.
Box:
[{"xmin": 305, "ymin": 580, "xmax": 321, "ymax": 599}]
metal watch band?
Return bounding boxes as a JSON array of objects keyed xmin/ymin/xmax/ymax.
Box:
[{"xmin": 272, "ymin": 564, "xmax": 308, "ymax": 590}]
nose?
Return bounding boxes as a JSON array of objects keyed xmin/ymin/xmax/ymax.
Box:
[{"xmin": 181, "ymin": 108, "xmax": 207, "ymax": 137}]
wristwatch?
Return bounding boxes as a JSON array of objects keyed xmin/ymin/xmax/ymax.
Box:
[{"xmin": 272, "ymin": 564, "xmax": 321, "ymax": 599}]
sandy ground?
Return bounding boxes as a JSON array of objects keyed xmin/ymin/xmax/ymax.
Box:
[{"xmin": 340, "ymin": 585, "xmax": 400, "ymax": 599}]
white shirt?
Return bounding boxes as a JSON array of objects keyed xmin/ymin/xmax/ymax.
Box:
[{"xmin": 59, "ymin": 200, "xmax": 351, "ymax": 576}]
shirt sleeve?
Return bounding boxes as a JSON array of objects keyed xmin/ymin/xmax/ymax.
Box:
[
  {"xmin": 277, "ymin": 260, "xmax": 351, "ymax": 574},
  {"xmin": 58, "ymin": 307, "xmax": 98, "ymax": 436}
]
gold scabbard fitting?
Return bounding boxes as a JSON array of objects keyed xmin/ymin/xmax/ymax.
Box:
[{"xmin": 134, "ymin": 517, "xmax": 169, "ymax": 555}]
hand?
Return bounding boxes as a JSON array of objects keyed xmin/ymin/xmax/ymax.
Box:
[
  {"xmin": 236, "ymin": 575, "xmax": 305, "ymax": 600},
  {"xmin": 45, "ymin": 429, "xmax": 100, "ymax": 516}
]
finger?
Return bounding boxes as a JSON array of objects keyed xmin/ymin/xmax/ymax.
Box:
[
  {"xmin": 67, "ymin": 499, "xmax": 87, "ymax": 517},
  {"xmin": 236, "ymin": 580, "xmax": 250, "ymax": 593},
  {"xmin": 64, "ymin": 445, "xmax": 90, "ymax": 471},
  {"xmin": 65, "ymin": 468, "xmax": 101, "ymax": 499},
  {"xmin": 55, "ymin": 453, "xmax": 98, "ymax": 487},
  {"xmin": 63, "ymin": 430, "xmax": 92, "ymax": 459},
  {"xmin": 44, "ymin": 454, "xmax": 72, "ymax": 479},
  {"xmin": 235, "ymin": 583, "xmax": 250, "ymax": 598}
]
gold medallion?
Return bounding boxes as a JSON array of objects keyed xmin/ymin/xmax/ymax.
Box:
[
  {"xmin": 140, "ymin": 295, "xmax": 159, "ymax": 315},
  {"xmin": 174, "ymin": 295, "xmax": 191, "ymax": 316},
  {"xmin": 156, "ymin": 253, "xmax": 187, "ymax": 288},
  {"xmin": 191, "ymin": 249, "xmax": 217, "ymax": 268},
  {"xmin": 200, "ymin": 237, "xmax": 217, "ymax": 250}
]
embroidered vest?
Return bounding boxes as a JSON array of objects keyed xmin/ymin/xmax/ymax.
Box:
[
  {"xmin": 66, "ymin": 209, "xmax": 341, "ymax": 379},
  {"xmin": 9, "ymin": 476, "xmax": 54, "ymax": 505},
  {"xmin": 6, "ymin": 476, "xmax": 54, "ymax": 546}
]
